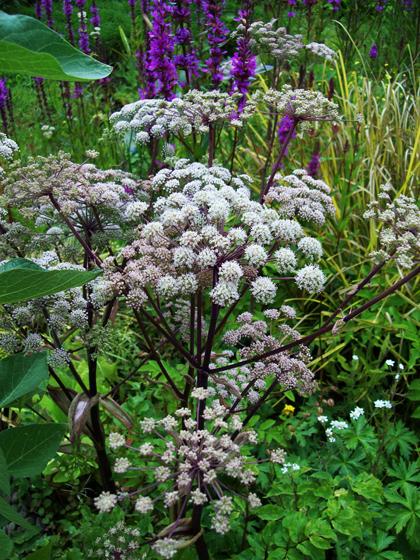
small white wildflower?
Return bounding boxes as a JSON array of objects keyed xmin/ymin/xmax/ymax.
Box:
[
  {"xmin": 349, "ymin": 407, "xmax": 364, "ymax": 420},
  {"xmin": 395, "ymin": 374, "xmax": 400, "ymax": 381},
  {"xmin": 330, "ymin": 421, "xmax": 348, "ymax": 430},
  {"xmin": 385, "ymin": 359, "xmax": 395, "ymax": 367},
  {"xmin": 318, "ymin": 416, "xmax": 328, "ymax": 423},
  {"xmin": 399, "ymin": 363, "xmax": 404, "ymax": 370},
  {"xmin": 352, "ymin": 355, "xmax": 359, "ymax": 360}
]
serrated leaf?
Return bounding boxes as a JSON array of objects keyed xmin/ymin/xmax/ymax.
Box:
[
  {"xmin": 0, "ymin": 11, "xmax": 111, "ymax": 81},
  {"xmin": 0, "ymin": 423, "xmax": 67, "ymax": 478},
  {"xmin": 0, "ymin": 352, "xmax": 48, "ymax": 408},
  {"xmin": 0, "ymin": 258, "xmax": 101, "ymax": 304}
]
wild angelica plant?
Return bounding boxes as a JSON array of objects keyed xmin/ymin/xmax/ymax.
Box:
[
  {"xmin": 1, "ymin": 78, "xmax": 420, "ymax": 557},
  {"xmin": 0, "ymin": 16, "xmax": 420, "ymax": 560}
]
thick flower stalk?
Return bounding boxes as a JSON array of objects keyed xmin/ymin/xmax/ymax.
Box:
[
  {"xmin": 230, "ymin": 4, "xmax": 257, "ymax": 111},
  {"xmin": 203, "ymin": 0, "xmax": 229, "ymax": 88}
]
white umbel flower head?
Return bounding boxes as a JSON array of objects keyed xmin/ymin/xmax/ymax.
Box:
[
  {"xmin": 298, "ymin": 237, "xmax": 323, "ymax": 260},
  {"xmin": 135, "ymin": 496, "xmax": 154, "ymax": 514},
  {"xmin": 244, "ymin": 244, "xmax": 268, "ymax": 267},
  {"xmin": 94, "ymin": 491, "xmax": 118, "ymax": 513},
  {"xmin": 109, "ymin": 433, "xmax": 126, "ymax": 450},
  {"xmin": 273, "ymin": 248, "xmax": 297, "ymax": 274},
  {"xmin": 295, "ymin": 265, "xmax": 325, "ymax": 293},
  {"xmin": 211, "ymin": 281, "xmax": 240, "ymax": 306},
  {"xmin": 250, "ymin": 277, "xmax": 277, "ymax": 304}
]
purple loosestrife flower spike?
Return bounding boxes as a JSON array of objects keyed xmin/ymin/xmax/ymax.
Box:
[
  {"xmin": 172, "ymin": 0, "xmax": 200, "ymax": 84},
  {"xmin": 375, "ymin": 0, "xmax": 387, "ymax": 11},
  {"xmin": 231, "ymin": 5, "xmax": 257, "ymax": 111},
  {"xmin": 307, "ymin": 150, "xmax": 321, "ymax": 178},
  {"xmin": 35, "ymin": 0, "xmax": 43, "ymax": 20},
  {"xmin": 369, "ymin": 43, "xmax": 379, "ymax": 59},
  {"xmin": 203, "ymin": 0, "xmax": 229, "ymax": 88},
  {"xmin": 144, "ymin": 0, "xmax": 178, "ymax": 100},
  {"xmin": 302, "ymin": 0, "xmax": 317, "ymax": 5},
  {"xmin": 41, "ymin": 0, "xmax": 55, "ymax": 29},
  {"xmin": 401, "ymin": 0, "xmax": 413, "ymax": 10},
  {"xmin": 75, "ymin": 0, "xmax": 90, "ymax": 54},
  {"xmin": 128, "ymin": 0, "xmax": 137, "ymax": 33},
  {"xmin": 0, "ymin": 78, "xmax": 9, "ymax": 133},
  {"xmin": 90, "ymin": 5, "xmax": 100, "ymax": 28},
  {"xmin": 288, "ymin": 11, "xmax": 296, "ymax": 17},
  {"xmin": 277, "ymin": 116, "xmax": 297, "ymax": 162},
  {"xmin": 63, "ymin": 0, "xmax": 75, "ymax": 46},
  {"xmin": 328, "ymin": 0, "xmax": 340, "ymax": 9}
]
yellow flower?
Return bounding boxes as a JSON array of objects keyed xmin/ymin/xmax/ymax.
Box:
[{"xmin": 282, "ymin": 404, "xmax": 295, "ymax": 416}]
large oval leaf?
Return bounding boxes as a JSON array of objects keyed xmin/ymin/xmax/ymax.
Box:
[
  {"xmin": 0, "ymin": 258, "xmax": 101, "ymax": 304},
  {"xmin": 0, "ymin": 11, "xmax": 112, "ymax": 81},
  {"xmin": 0, "ymin": 423, "xmax": 67, "ymax": 478},
  {"xmin": 0, "ymin": 351, "xmax": 48, "ymax": 408}
]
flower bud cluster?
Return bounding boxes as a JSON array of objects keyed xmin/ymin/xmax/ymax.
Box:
[
  {"xmin": 364, "ymin": 182, "xmax": 420, "ymax": 269},
  {"xmin": 233, "ymin": 20, "xmax": 337, "ymax": 62},
  {"xmin": 97, "ymin": 398, "xmax": 287, "ymax": 553},
  {"xmin": 110, "ymin": 90, "xmax": 261, "ymax": 141}
]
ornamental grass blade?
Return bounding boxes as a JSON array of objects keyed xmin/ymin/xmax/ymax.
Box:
[
  {"xmin": 0, "ymin": 11, "xmax": 112, "ymax": 81},
  {"xmin": 0, "ymin": 258, "xmax": 102, "ymax": 304}
]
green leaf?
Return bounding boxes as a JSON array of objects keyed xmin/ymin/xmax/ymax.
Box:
[
  {"xmin": 352, "ymin": 472, "xmax": 383, "ymax": 502},
  {"xmin": 0, "ymin": 11, "xmax": 111, "ymax": 81},
  {"xmin": 25, "ymin": 540, "xmax": 54, "ymax": 560},
  {"xmin": 0, "ymin": 352, "xmax": 48, "ymax": 408},
  {"xmin": 0, "ymin": 446, "xmax": 10, "ymax": 496},
  {"xmin": 0, "ymin": 496, "xmax": 38, "ymax": 533},
  {"xmin": 0, "ymin": 259, "xmax": 101, "ymax": 304},
  {"xmin": 309, "ymin": 536, "xmax": 332, "ymax": 550},
  {"xmin": 257, "ymin": 505, "xmax": 284, "ymax": 521},
  {"xmin": 0, "ymin": 530, "xmax": 13, "ymax": 560},
  {"xmin": 0, "ymin": 423, "xmax": 67, "ymax": 478}
]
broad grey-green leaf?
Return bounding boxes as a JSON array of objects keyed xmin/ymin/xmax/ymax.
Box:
[
  {"xmin": 0, "ymin": 423, "xmax": 67, "ymax": 478},
  {"xmin": 0, "ymin": 11, "xmax": 112, "ymax": 81},
  {"xmin": 0, "ymin": 529, "xmax": 13, "ymax": 560},
  {"xmin": 0, "ymin": 446, "xmax": 10, "ymax": 496},
  {"xmin": 0, "ymin": 495, "xmax": 38, "ymax": 533},
  {"xmin": 0, "ymin": 258, "xmax": 101, "ymax": 304},
  {"xmin": 0, "ymin": 351, "xmax": 48, "ymax": 408}
]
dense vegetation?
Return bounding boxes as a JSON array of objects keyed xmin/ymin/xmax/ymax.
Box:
[{"xmin": 0, "ymin": 1, "xmax": 420, "ymax": 559}]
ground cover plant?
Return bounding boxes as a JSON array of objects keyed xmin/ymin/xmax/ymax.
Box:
[{"xmin": 0, "ymin": 1, "xmax": 420, "ymax": 559}]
